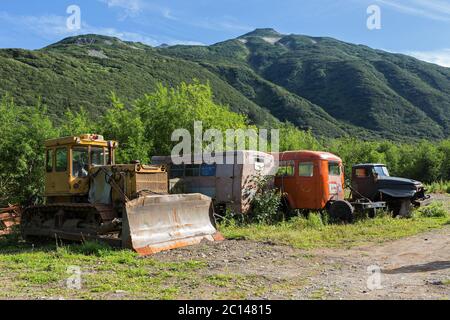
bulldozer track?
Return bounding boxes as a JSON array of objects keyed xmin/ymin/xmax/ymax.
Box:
[{"xmin": 21, "ymin": 203, "xmax": 120, "ymax": 244}]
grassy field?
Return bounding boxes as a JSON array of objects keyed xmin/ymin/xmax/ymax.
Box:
[
  {"xmin": 222, "ymin": 198, "xmax": 449, "ymax": 249},
  {"xmin": 0, "ymin": 197, "xmax": 448, "ymax": 300},
  {"xmin": 0, "ymin": 240, "xmax": 207, "ymax": 300},
  {"xmin": 0, "ymin": 238, "xmax": 308, "ymax": 300},
  {"xmin": 221, "ymin": 214, "xmax": 449, "ymax": 250}
]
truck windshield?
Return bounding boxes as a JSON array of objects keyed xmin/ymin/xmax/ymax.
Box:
[
  {"xmin": 328, "ymin": 162, "xmax": 341, "ymax": 176},
  {"xmin": 373, "ymin": 166, "xmax": 390, "ymax": 177}
]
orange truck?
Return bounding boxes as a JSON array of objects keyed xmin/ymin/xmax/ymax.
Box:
[{"xmin": 274, "ymin": 151, "xmax": 386, "ymax": 222}]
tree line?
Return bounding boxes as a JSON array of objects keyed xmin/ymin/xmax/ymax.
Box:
[{"xmin": 1, "ymin": 82, "xmax": 449, "ymax": 206}]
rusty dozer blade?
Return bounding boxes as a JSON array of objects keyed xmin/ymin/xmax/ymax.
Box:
[{"xmin": 122, "ymin": 193, "xmax": 223, "ymax": 255}]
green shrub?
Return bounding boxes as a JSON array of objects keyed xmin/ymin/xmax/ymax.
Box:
[
  {"xmin": 416, "ymin": 203, "xmax": 448, "ymax": 218},
  {"xmin": 306, "ymin": 212, "xmax": 325, "ymax": 229},
  {"xmin": 290, "ymin": 212, "xmax": 325, "ymax": 230},
  {"xmin": 249, "ymin": 176, "xmax": 283, "ymax": 224},
  {"xmin": 426, "ymin": 181, "xmax": 450, "ymax": 194}
]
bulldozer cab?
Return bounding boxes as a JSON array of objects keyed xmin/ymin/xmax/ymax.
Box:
[
  {"xmin": 22, "ymin": 134, "xmax": 223, "ymax": 255},
  {"xmin": 44, "ymin": 134, "xmax": 118, "ymax": 201}
]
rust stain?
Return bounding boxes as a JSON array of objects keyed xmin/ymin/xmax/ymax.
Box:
[
  {"xmin": 134, "ymin": 233, "xmax": 225, "ymax": 256},
  {"xmin": 212, "ymin": 232, "xmax": 226, "ymax": 241},
  {"xmin": 0, "ymin": 205, "xmax": 21, "ymax": 235},
  {"xmin": 134, "ymin": 240, "xmax": 193, "ymax": 256},
  {"xmin": 172, "ymin": 208, "xmax": 181, "ymax": 227}
]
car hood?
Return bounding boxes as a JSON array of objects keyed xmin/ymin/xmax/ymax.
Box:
[
  {"xmin": 376, "ymin": 176, "xmax": 422, "ymax": 198},
  {"xmin": 377, "ymin": 176, "xmax": 422, "ymax": 187}
]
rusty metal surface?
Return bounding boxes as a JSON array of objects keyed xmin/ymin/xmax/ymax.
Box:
[
  {"xmin": 24, "ymin": 203, "xmax": 116, "ymax": 221},
  {"xmin": 135, "ymin": 171, "xmax": 168, "ymax": 195},
  {"xmin": 20, "ymin": 202, "xmax": 119, "ymax": 244},
  {"xmin": 0, "ymin": 205, "xmax": 21, "ymax": 236},
  {"xmin": 123, "ymin": 193, "xmax": 221, "ymax": 255},
  {"xmin": 152, "ymin": 151, "xmax": 276, "ymax": 214}
]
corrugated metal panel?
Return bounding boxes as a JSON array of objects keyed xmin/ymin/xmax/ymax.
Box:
[{"xmin": 136, "ymin": 171, "xmax": 168, "ymax": 195}]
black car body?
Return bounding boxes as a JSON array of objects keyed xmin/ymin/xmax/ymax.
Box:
[{"xmin": 351, "ymin": 164, "xmax": 431, "ymax": 216}]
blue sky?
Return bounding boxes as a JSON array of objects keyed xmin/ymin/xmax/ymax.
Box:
[{"xmin": 0, "ymin": 0, "xmax": 449, "ymax": 66}]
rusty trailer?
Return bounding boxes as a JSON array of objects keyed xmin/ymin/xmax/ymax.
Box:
[{"xmin": 152, "ymin": 151, "xmax": 277, "ymax": 214}]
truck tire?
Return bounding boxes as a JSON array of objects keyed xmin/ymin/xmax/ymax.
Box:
[
  {"xmin": 281, "ymin": 197, "xmax": 296, "ymax": 217},
  {"xmin": 329, "ymin": 200, "xmax": 355, "ymax": 223}
]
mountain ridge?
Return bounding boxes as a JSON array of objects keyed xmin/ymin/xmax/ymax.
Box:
[{"xmin": 0, "ymin": 29, "xmax": 449, "ymax": 140}]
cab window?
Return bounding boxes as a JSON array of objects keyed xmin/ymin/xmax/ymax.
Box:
[
  {"xmin": 55, "ymin": 148, "xmax": 68, "ymax": 172},
  {"xmin": 277, "ymin": 161, "xmax": 295, "ymax": 177},
  {"xmin": 329, "ymin": 162, "xmax": 341, "ymax": 176},
  {"xmin": 373, "ymin": 166, "xmax": 390, "ymax": 177},
  {"xmin": 355, "ymin": 168, "xmax": 368, "ymax": 177},
  {"xmin": 299, "ymin": 162, "xmax": 314, "ymax": 177},
  {"xmin": 46, "ymin": 149, "xmax": 54, "ymax": 172},
  {"xmin": 91, "ymin": 147, "xmax": 105, "ymax": 166},
  {"xmin": 185, "ymin": 164, "xmax": 201, "ymax": 177},
  {"xmin": 72, "ymin": 147, "xmax": 89, "ymax": 178},
  {"xmin": 201, "ymin": 164, "xmax": 216, "ymax": 177},
  {"xmin": 170, "ymin": 164, "xmax": 185, "ymax": 179}
]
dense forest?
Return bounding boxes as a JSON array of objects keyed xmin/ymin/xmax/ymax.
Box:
[
  {"xmin": 1, "ymin": 82, "xmax": 449, "ymax": 206},
  {"xmin": 1, "ymin": 30, "xmax": 450, "ymax": 141}
]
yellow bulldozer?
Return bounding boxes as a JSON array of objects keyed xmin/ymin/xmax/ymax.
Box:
[{"xmin": 20, "ymin": 134, "xmax": 223, "ymax": 255}]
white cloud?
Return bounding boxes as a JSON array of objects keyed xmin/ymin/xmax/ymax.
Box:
[
  {"xmin": 98, "ymin": 0, "xmax": 176, "ymax": 20},
  {"xmin": 406, "ymin": 49, "xmax": 450, "ymax": 68},
  {"xmin": 0, "ymin": 12, "xmax": 70, "ymax": 38},
  {"xmin": 376, "ymin": 0, "xmax": 450, "ymax": 21},
  {"xmin": 0, "ymin": 11, "xmax": 203, "ymax": 47},
  {"xmin": 192, "ymin": 17, "xmax": 254, "ymax": 32},
  {"xmin": 411, "ymin": 0, "xmax": 450, "ymax": 15},
  {"xmin": 101, "ymin": 0, "xmax": 142, "ymax": 12},
  {"xmin": 0, "ymin": 11, "xmax": 159, "ymax": 45},
  {"xmin": 160, "ymin": 8, "xmax": 176, "ymax": 20},
  {"xmin": 99, "ymin": 0, "xmax": 143, "ymax": 19}
]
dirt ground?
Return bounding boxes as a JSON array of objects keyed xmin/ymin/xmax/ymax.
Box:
[
  {"xmin": 154, "ymin": 225, "xmax": 449, "ymax": 300},
  {"xmin": 1, "ymin": 195, "xmax": 448, "ymax": 300},
  {"xmin": 152, "ymin": 194, "xmax": 450, "ymax": 300}
]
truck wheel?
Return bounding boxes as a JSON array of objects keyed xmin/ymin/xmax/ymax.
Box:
[
  {"xmin": 329, "ymin": 200, "xmax": 355, "ymax": 223},
  {"xmin": 368, "ymin": 208, "xmax": 377, "ymax": 219}
]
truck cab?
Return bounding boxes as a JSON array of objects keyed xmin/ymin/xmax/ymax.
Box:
[
  {"xmin": 44, "ymin": 134, "xmax": 118, "ymax": 203},
  {"xmin": 351, "ymin": 163, "xmax": 430, "ymax": 216},
  {"xmin": 274, "ymin": 151, "xmax": 345, "ymax": 211}
]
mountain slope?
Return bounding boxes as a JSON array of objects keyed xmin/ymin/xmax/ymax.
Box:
[
  {"xmin": 1, "ymin": 30, "xmax": 450, "ymax": 140},
  {"xmin": 0, "ymin": 35, "xmax": 277, "ymax": 127},
  {"xmin": 162, "ymin": 28, "xmax": 450, "ymax": 139}
]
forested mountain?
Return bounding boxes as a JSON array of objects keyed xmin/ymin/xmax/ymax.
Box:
[{"xmin": 1, "ymin": 28, "xmax": 450, "ymax": 140}]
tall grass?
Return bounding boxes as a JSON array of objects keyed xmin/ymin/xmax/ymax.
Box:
[{"xmin": 426, "ymin": 180, "xmax": 450, "ymax": 194}]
